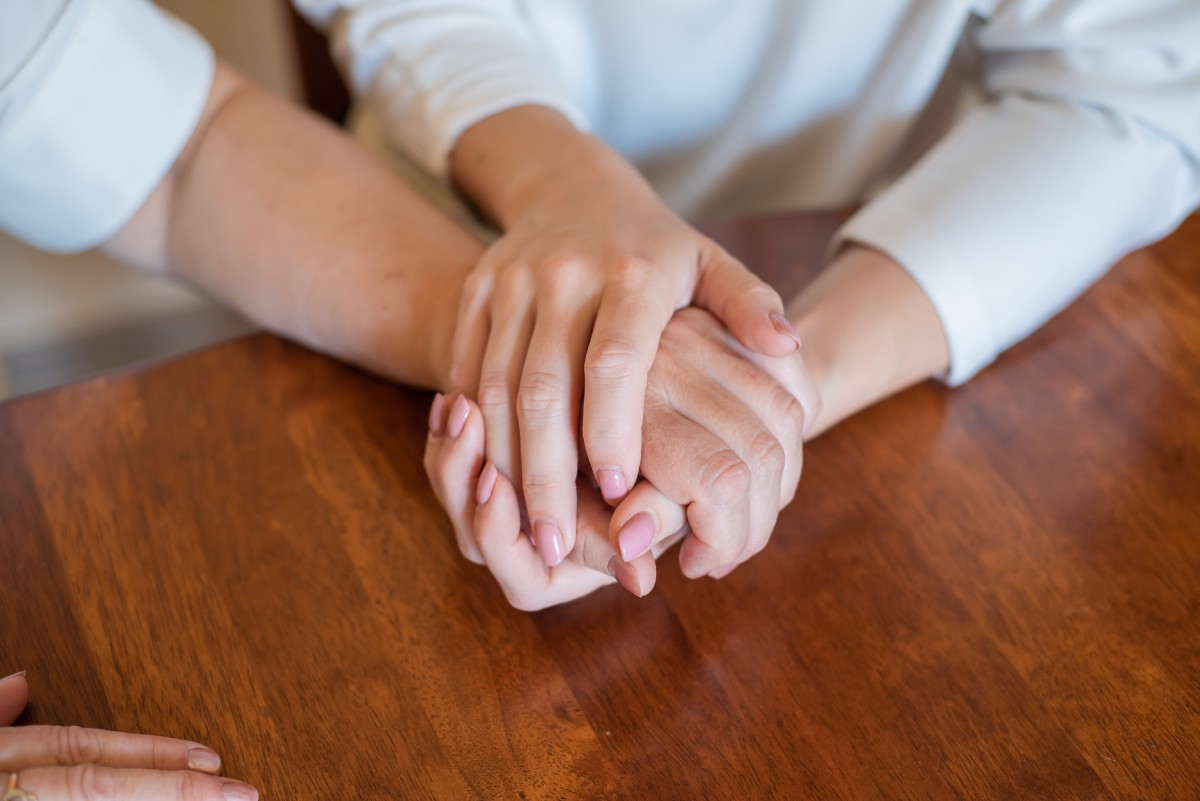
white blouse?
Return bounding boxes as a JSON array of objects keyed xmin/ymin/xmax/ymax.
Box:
[{"xmin": 296, "ymin": 0, "xmax": 1200, "ymax": 383}]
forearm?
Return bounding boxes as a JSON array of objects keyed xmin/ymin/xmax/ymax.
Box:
[
  {"xmin": 788, "ymin": 246, "xmax": 949, "ymax": 438},
  {"xmin": 104, "ymin": 64, "xmax": 481, "ymax": 390},
  {"xmin": 450, "ymin": 105, "xmax": 658, "ymax": 228}
]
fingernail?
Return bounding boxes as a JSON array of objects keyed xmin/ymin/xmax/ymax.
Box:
[
  {"xmin": 711, "ymin": 563, "xmax": 738, "ymax": 579},
  {"xmin": 187, "ymin": 746, "xmax": 222, "ymax": 773},
  {"xmin": 596, "ymin": 468, "xmax": 627, "ymax": 505},
  {"xmin": 476, "ymin": 462, "xmax": 498, "ymax": 505},
  {"xmin": 607, "ymin": 555, "xmax": 646, "ymax": 597},
  {"xmin": 428, "ymin": 393, "xmax": 446, "ymax": 435},
  {"xmin": 617, "ymin": 512, "xmax": 655, "ymax": 562},
  {"xmin": 770, "ymin": 313, "xmax": 802, "ymax": 349},
  {"xmin": 221, "ymin": 782, "xmax": 259, "ymax": 801},
  {"xmin": 0, "ymin": 671, "xmax": 26, "ymax": 685},
  {"xmin": 534, "ymin": 519, "xmax": 565, "ymax": 567},
  {"xmin": 447, "ymin": 395, "xmax": 470, "ymax": 438}
]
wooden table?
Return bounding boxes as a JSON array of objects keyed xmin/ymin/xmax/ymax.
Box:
[{"xmin": 3, "ymin": 213, "xmax": 1198, "ymax": 800}]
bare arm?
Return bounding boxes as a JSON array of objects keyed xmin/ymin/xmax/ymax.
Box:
[
  {"xmin": 104, "ymin": 64, "xmax": 482, "ymax": 390},
  {"xmin": 788, "ymin": 245, "xmax": 950, "ymax": 438}
]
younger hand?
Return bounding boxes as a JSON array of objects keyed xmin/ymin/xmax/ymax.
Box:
[
  {"xmin": 0, "ymin": 672, "xmax": 258, "ymax": 801},
  {"xmin": 424, "ymin": 395, "xmax": 686, "ymax": 610}
]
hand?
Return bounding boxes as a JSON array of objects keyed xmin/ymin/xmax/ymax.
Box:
[
  {"xmin": 424, "ymin": 395, "xmax": 686, "ymax": 610},
  {"xmin": 0, "ymin": 672, "xmax": 258, "ymax": 801},
  {"xmin": 609, "ymin": 307, "xmax": 819, "ymax": 579},
  {"xmin": 446, "ymin": 107, "xmax": 802, "ymax": 571}
]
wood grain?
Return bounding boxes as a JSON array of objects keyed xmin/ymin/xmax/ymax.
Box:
[{"xmin": 2, "ymin": 212, "xmax": 1198, "ymax": 799}]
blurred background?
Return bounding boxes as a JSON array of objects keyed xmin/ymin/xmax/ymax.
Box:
[{"xmin": 0, "ymin": 1, "xmax": 307, "ymax": 399}]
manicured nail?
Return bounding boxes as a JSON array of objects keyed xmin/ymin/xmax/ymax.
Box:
[
  {"xmin": 447, "ymin": 395, "xmax": 470, "ymax": 438},
  {"xmin": 617, "ymin": 512, "xmax": 655, "ymax": 562},
  {"xmin": 221, "ymin": 782, "xmax": 259, "ymax": 801},
  {"xmin": 607, "ymin": 556, "xmax": 646, "ymax": 597},
  {"xmin": 596, "ymin": 468, "xmax": 627, "ymax": 505},
  {"xmin": 534, "ymin": 520, "xmax": 565, "ymax": 567},
  {"xmin": 711, "ymin": 563, "xmax": 738, "ymax": 579},
  {"xmin": 187, "ymin": 747, "xmax": 222, "ymax": 774},
  {"xmin": 0, "ymin": 671, "xmax": 26, "ymax": 685},
  {"xmin": 428, "ymin": 393, "xmax": 446, "ymax": 435},
  {"xmin": 770, "ymin": 313, "xmax": 802, "ymax": 349},
  {"xmin": 476, "ymin": 462, "xmax": 498, "ymax": 505}
]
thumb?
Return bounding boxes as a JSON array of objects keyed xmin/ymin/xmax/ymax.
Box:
[
  {"xmin": 693, "ymin": 244, "xmax": 800, "ymax": 357},
  {"xmin": 0, "ymin": 672, "xmax": 30, "ymax": 726}
]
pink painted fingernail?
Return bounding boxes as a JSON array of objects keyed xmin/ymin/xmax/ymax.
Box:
[
  {"xmin": 534, "ymin": 520, "xmax": 565, "ymax": 567},
  {"xmin": 477, "ymin": 462, "xmax": 498, "ymax": 505},
  {"xmin": 0, "ymin": 671, "xmax": 27, "ymax": 685},
  {"xmin": 617, "ymin": 512, "xmax": 655, "ymax": 562},
  {"xmin": 428, "ymin": 393, "xmax": 446, "ymax": 435},
  {"xmin": 770, "ymin": 313, "xmax": 802, "ymax": 349},
  {"xmin": 187, "ymin": 746, "xmax": 222, "ymax": 773},
  {"xmin": 447, "ymin": 395, "xmax": 470, "ymax": 438},
  {"xmin": 221, "ymin": 782, "xmax": 259, "ymax": 801},
  {"xmin": 597, "ymin": 468, "xmax": 627, "ymax": 505},
  {"xmin": 711, "ymin": 563, "xmax": 738, "ymax": 579}
]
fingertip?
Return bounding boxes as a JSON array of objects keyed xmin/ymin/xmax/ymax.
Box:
[
  {"xmin": 769, "ymin": 313, "xmax": 803, "ymax": 350},
  {"xmin": 477, "ymin": 461, "xmax": 499, "ymax": 505}
]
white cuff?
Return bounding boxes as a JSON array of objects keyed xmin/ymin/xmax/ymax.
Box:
[{"xmin": 0, "ymin": 0, "xmax": 214, "ymax": 252}]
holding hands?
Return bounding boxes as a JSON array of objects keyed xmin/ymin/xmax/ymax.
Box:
[
  {"xmin": 427, "ymin": 308, "xmax": 818, "ymax": 610},
  {"xmin": 443, "ymin": 106, "xmax": 806, "ymax": 573}
]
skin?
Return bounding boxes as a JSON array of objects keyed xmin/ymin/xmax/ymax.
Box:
[
  {"xmin": 446, "ymin": 105, "xmax": 803, "ymax": 568},
  {"xmin": 0, "ymin": 673, "xmax": 257, "ymax": 801}
]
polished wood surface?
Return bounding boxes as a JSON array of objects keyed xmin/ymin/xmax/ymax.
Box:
[{"xmin": 3, "ymin": 213, "xmax": 1199, "ymax": 799}]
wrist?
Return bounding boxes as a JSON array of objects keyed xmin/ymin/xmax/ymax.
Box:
[
  {"xmin": 788, "ymin": 245, "xmax": 949, "ymax": 438},
  {"xmin": 451, "ymin": 106, "xmax": 650, "ymax": 229}
]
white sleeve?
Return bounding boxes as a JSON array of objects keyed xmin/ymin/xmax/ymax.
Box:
[
  {"xmin": 0, "ymin": 0, "xmax": 214, "ymax": 254},
  {"xmin": 835, "ymin": 0, "xmax": 1200, "ymax": 385},
  {"xmin": 292, "ymin": 0, "xmax": 586, "ymax": 175}
]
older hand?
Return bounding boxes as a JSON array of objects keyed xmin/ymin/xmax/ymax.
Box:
[
  {"xmin": 609, "ymin": 306, "xmax": 819, "ymax": 579},
  {"xmin": 0, "ymin": 672, "xmax": 258, "ymax": 801}
]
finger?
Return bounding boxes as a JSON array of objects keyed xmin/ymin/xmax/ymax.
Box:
[
  {"xmin": 517, "ymin": 298, "xmax": 593, "ymax": 569},
  {"xmin": 662, "ymin": 375, "xmax": 784, "ymax": 569},
  {"xmin": 0, "ymin": 726, "xmax": 222, "ymax": 775},
  {"xmin": 609, "ymin": 480, "xmax": 689, "ymax": 564},
  {"xmin": 581, "ymin": 275, "xmax": 673, "ymax": 506},
  {"xmin": 696, "ymin": 329, "xmax": 811, "ymax": 505},
  {"xmin": 570, "ymin": 478, "xmax": 657, "ymax": 598},
  {"xmin": 0, "ymin": 672, "xmax": 29, "ymax": 726},
  {"xmin": 638, "ymin": 395, "xmax": 753, "ymax": 578},
  {"xmin": 446, "ymin": 270, "xmax": 493, "ymax": 396},
  {"xmin": 476, "ymin": 283, "xmax": 536, "ymax": 493},
  {"xmin": 474, "ymin": 466, "xmax": 626, "ymax": 609},
  {"xmin": 425, "ymin": 395, "xmax": 486, "ymax": 565},
  {"xmin": 692, "ymin": 242, "xmax": 799, "ymax": 358},
  {"xmin": 18, "ymin": 764, "xmax": 258, "ymax": 801}
]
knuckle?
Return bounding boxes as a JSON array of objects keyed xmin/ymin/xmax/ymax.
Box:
[
  {"xmin": 68, "ymin": 764, "xmax": 116, "ymax": 801},
  {"xmin": 746, "ymin": 431, "xmax": 786, "ymax": 480},
  {"xmin": 460, "ymin": 270, "xmax": 491, "ymax": 308},
  {"xmin": 57, "ymin": 725, "xmax": 102, "ymax": 766},
  {"xmin": 175, "ymin": 771, "xmax": 211, "ymax": 801},
  {"xmin": 769, "ymin": 386, "xmax": 807, "ymax": 444},
  {"xmin": 606, "ymin": 255, "xmax": 654, "ymax": 291},
  {"xmin": 476, "ymin": 374, "xmax": 512, "ymax": 419},
  {"xmin": 698, "ymin": 450, "xmax": 752, "ymax": 507},
  {"xmin": 518, "ymin": 369, "xmax": 568, "ymax": 421},
  {"xmin": 585, "ymin": 334, "xmax": 645, "ymax": 384}
]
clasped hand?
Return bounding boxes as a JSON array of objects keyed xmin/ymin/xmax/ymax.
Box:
[{"xmin": 426, "ymin": 307, "xmax": 818, "ymax": 610}]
